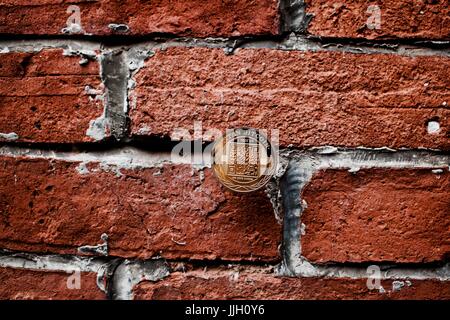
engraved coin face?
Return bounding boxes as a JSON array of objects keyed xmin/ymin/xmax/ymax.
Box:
[{"xmin": 212, "ymin": 128, "xmax": 277, "ymax": 193}]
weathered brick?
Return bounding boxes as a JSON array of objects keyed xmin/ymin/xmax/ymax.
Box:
[
  {"xmin": 301, "ymin": 168, "xmax": 450, "ymax": 264},
  {"xmin": 0, "ymin": 267, "xmax": 105, "ymax": 300},
  {"xmin": 0, "ymin": 49, "xmax": 105, "ymax": 143},
  {"xmin": 0, "ymin": 0, "xmax": 279, "ymax": 37},
  {"xmin": 130, "ymin": 47, "xmax": 450, "ymax": 149},
  {"xmin": 0, "ymin": 156, "xmax": 280, "ymax": 261},
  {"xmin": 134, "ymin": 269, "xmax": 450, "ymax": 300},
  {"xmin": 305, "ymin": 0, "xmax": 450, "ymax": 40}
]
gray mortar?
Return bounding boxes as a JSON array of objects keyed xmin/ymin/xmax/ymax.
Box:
[
  {"xmin": 0, "ymin": 40, "xmax": 100, "ymax": 57},
  {"xmin": 86, "ymin": 110, "xmax": 110, "ymax": 141},
  {"xmin": 98, "ymin": 50, "xmax": 129, "ymax": 140},
  {"xmin": 111, "ymin": 259, "xmax": 170, "ymax": 300},
  {"xmin": 78, "ymin": 233, "xmax": 109, "ymax": 256},
  {"xmin": 279, "ymin": 0, "xmax": 313, "ymax": 33},
  {"xmin": 0, "ymin": 133, "xmax": 19, "ymax": 141},
  {"xmin": 265, "ymin": 156, "xmax": 289, "ymax": 224},
  {"xmin": 108, "ymin": 24, "xmax": 130, "ymax": 33},
  {"xmin": 1, "ymin": 35, "xmax": 449, "ymax": 64},
  {"xmin": 0, "ymin": 251, "xmax": 113, "ymax": 294},
  {"xmin": 0, "ymin": 145, "xmax": 212, "ymax": 171},
  {"xmin": 108, "ymin": 34, "xmax": 450, "ymax": 57},
  {"xmin": 0, "ymin": 251, "xmax": 169, "ymax": 300}
]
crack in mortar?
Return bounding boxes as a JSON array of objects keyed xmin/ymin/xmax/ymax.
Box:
[{"xmin": 276, "ymin": 148, "xmax": 450, "ymax": 280}]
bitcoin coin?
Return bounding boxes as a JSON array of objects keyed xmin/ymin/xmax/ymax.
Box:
[{"xmin": 212, "ymin": 128, "xmax": 277, "ymax": 193}]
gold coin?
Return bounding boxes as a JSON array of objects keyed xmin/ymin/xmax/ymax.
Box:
[{"xmin": 212, "ymin": 128, "xmax": 277, "ymax": 193}]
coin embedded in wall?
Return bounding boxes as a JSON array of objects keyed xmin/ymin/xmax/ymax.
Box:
[{"xmin": 212, "ymin": 128, "xmax": 277, "ymax": 193}]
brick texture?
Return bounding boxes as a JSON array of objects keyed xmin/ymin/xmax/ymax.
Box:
[
  {"xmin": 1, "ymin": 0, "xmax": 449, "ymax": 301},
  {"xmin": 301, "ymin": 168, "xmax": 450, "ymax": 264},
  {"xmin": 0, "ymin": 156, "xmax": 280, "ymax": 262},
  {"xmin": 0, "ymin": 0, "xmax": 279, "ymax": 37},
  {"xmin": 130, "ymin": 47, "xmax": 450, "ymax": 149},
  {"xmin": 134, "ymin": 270, "xmax": 450, "ymax": 300},
  {"xmin": 305, "ymin": 0, "xmax": 450, "ymax": 40},
  {"xmin": 0, "ymin": 49, "xmax": 105, "ymax": 143},
  {"xmin": 0, "ymin": 267, "xmax": 105, "ymax": 300}
]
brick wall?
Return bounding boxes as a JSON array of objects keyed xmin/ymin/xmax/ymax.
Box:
[{"xmin": 0, "ymin": 0, "xmax": 449, "ymax": 300}]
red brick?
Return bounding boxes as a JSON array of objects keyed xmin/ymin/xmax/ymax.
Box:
[
  {"xmin": 305, "ymin": 0, "xmax": 450, "ymax": 40},
  {"xmin": 0, "ymin": 49, "xmax": 105, "ymax": 143},
  {"xmin": 0, "ymin": 156, "xmax": 280, "ymax": 261},
  {"xmin": 301, "ymin": 169, "xmax": 450, "ymax": 264},
  {"xmin": 0, "ymin": 0, "xmax": 279, "ymax": 37},
  {"xmin": 0, "ymin": 267, "xmax": 105, "ymax": 300},
  {"xmin": 130, "ymin": 47, "xmax": 450, "ymax": 150},
  {"xmin": 134, "ymin": 269, "xmax": 450, "ymax": 300}
]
